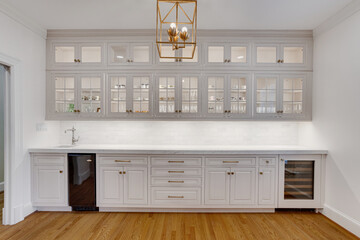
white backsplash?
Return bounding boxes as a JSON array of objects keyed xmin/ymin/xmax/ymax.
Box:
[{"xmin": 59, "ymin": 121, "xmax": 300, "ymax": 146}]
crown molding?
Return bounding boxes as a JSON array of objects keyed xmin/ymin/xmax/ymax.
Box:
[
  {"xmin": 47, "ymin": 29, "xmax": 313, "ymax": 39},
  {"xmin": 0, "ymin": 2, "xmax": 47, "ymax": 39},
  {"xmin": 314, "ymin": 0, "xmax": 360, "ymax": 37}
]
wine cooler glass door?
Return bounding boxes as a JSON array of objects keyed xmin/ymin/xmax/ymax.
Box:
[{"xmin": 279, "ymin": 155, "xmax": 322, "ymax": 208}]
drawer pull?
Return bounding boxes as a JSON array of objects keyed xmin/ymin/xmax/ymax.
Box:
[
  {"xmin": 168, "ymin": 171, "xmax": 185, "ymax": 173},
  {"xmin": 168, "ymin": 161, "xmax": 185, "ymax": 163},
  {"xmin": 115, "ymin": 160, "xmax": 131, "ymax": 163},
  {"xmin": 168, "ymin": 180, "xmax": 185, "ymax": 183},
  {"xmin": 223, "ymin": 161, "xmax": 239, "ymax": 163},
  {"xmin": 168, "ymin": 196, "xmax": 184, "ymax": 199},
  {"xmin": 266, "ymin": 160, "xmax": 270, "ymax": 164}
]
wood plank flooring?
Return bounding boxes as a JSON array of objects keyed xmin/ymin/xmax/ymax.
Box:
[{"xmin": 0, "ymin": 209, "xmax": 358, "ymax": 240}]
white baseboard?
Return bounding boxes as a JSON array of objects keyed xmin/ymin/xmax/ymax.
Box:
[
  {"xmin": 0, "ymin": 182, "xmax": 4, "ymax": 192},
  {"xmin": 321, "ymin": 204, "xmax": 360, "ymax": 237},
  {"xmin": 99, "ymin": 207, "xmax": 275, "ymax": 213},
  {"xmin": 36, "ymin": 206, "xmax": 72, "ymax": 212},
  {"xmin": 23, "ymin": 203, "xmax": 36, "ymax": 219}
]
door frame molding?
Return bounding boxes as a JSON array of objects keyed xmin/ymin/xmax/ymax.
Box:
[{"xmin": 0, "ymin": 52, "xmax": 24, "ymax": 225}]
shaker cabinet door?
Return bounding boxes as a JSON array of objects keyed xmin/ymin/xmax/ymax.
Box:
[
  {"xmin": 124, "ymin": 167, "xmax": 148, "ymax": 205},
  {"xmin": 258, "ymin": 167, "xmax": 276, "ymax": 206},
  {"xmin": 99, "ymin": 167, "xmax": 124, "ymax": 206},
  {"xmin": 32, "ymin": 165, "xmax": 66, "ymax": 206},
  {"xmin": 205, "ymin": 168, "xmax": 230, "ymax": 205},
  {"xmin": 230, "ymin": 168, "xmax": 256, "ymax": 205}
]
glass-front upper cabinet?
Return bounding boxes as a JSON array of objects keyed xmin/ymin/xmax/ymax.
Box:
[
  {"xmin": 50, "ymin": 42, "xmax": 104, "ymax": 67},
  {"xmin": 206, "ymin": 43, "xmax": 249, "ymax": 66},
  {"xmin": 254, "ymin": 42, "xmax": 307, "ymax": 68},
  {"xmin": 157, "ymin": 44, "xmax": 200, "ymax": 65},
  {"xmin": 155, "ymin": 75, "xmax": 201, "ymax": 118},
  {"xmin": 205, "ymin": 74, "xmax": 251, "ymax": 118},
  {"xmin": 108, "ymin": 43, "xmax": 152, "ymax": 65},
  {"xmin": 254, "ymin": 74, "xmax": 307, "ymax": 119},
  {"xmin": 48, "ymin": 73, "xmax": 104, "ymax": 119},
  {"xmin": 107, "ymin": 74, "xmax": 152, "ymax": 118}
]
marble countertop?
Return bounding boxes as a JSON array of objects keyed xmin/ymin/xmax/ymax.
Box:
[{"xmin": 28, "ymin": 144, "xmax": 328, "ymax": 155}]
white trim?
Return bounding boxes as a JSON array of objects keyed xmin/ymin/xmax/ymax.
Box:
[
  {"xmin": 0, "ymin": 2, "xmax": 46, "ymax": 39},
  {"xmin": 0, "ymin": 182, "xmax": 3, "ymax": 192},
  {"xmin": 99, "ymin": 207, "xmax": 275, "ymax": 213},
  {"xmin": 321, "ymin": 204, "xmax": 360, "ymax": 237},
  {"xmin": 0, "ymin": 52, "xmax": 25, "ymax": 225},
  {"xmin": 36, "ymin": 206, "xmax": 72, "ymax": 212},
  {"xmin": 22, "ymin": 203, "xmax": 35, "ymax": 219},
  {"xmin": 314, "ymin": 0, "xmax": 360, "ymax": 37}
]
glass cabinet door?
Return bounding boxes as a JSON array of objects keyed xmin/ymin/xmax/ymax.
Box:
[
  {"xmin": 158, "ymin": 45, "xmax": 176, "ymax": 63},
  {"xmin": 255, "ymin": 44, "xmax": 279, "ymax": 65},
  {"xmin": 181, "ymin": 45, "xmax": 199, "ymax": 63},
  {"xmin": 229, "ymin": 76, "xmax": 248, "ymax": 115},
  {"xmin": 281, "ymin": 76, "xmax": 304, "ymax": 115},
  {"xmin": 108, "ymin": 43, "xmax": 130, "ymax": 64},
  {"xmin": 207, "ymin": 45, "xmax": 225, "ymax": 63},
  {"xmin": 131, "ymin": 44, "xmax": 151, "ymax": 64},
  {"xmin": 80, "ymin": 45, "xmax": 102, "ymax": 63},
  {"xmin": 108, "ymin": 75, "xmax": 129, "ymax": 116},
  {"xmin": 157, "ymin": 76, "xmax": 178, "ymax": 116},
  {"xmin": 132, "ymin": 76, "xmax": 151, "ymax": 115},
  {"xmin": 281, "ymin": 45, "xmax": 305, "ymax": 65},
  {"xmin": 79, "ymin": 75, "xmax": 103, "ymax": 115},
  {"xmin": 255, "ymin": 76, "xmax": 278, "ymax": 115},
  {"xmin": 230, "ymin": 46, "xmax": 247, "ymax": 64},
  {"xmin": 206, "ymin": 76, "xmax": 225, "ymax": 116},
  {"xmin": 54, "ymin": 45, "xmax": 76, "ymax": 64},
  {"xmin": 54, "ymin": 76, "xmax": 76, "ymax": 114},
  {"xmin": 180, "ymin": 76, "xmax": 200, "ymax": 116}
]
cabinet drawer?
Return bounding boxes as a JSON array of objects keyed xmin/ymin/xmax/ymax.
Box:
[
  {"xmin": 151, "ymin": 168, "xmax": 202, "ymax": 176},
  {"xmin": 205, "ymin": 158, "xmax": 256, "ymax": 166},
  {"xmin": 151, "ymin": 157, "xmax": 202, "ymax": 166},
  {"xmin": 99, "ymin": 156, "xmax": 148, "ymax": 165},
  {"xmin": 151, "ymin": 177, "xmax": 201, "ymax": 187},
  {"xmin": 259, "ymin": 158, "xmax": 276, "ymax": 166},
  {"xmin": 32, "ymin": 154, "xmax": 66, "ymax": 166},
  {"xmin": 151, "ymin": 187, "xmax": 201, "ymax": 205}
]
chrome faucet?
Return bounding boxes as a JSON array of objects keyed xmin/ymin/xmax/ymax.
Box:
[{"xmin": 65, "ymin": 126, "xmax": 80, "ymax": 145}]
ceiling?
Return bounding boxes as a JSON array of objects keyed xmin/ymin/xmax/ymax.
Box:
[{"xmin": 3, "ymin": 0, "xmax": 353, "ymax": 30}]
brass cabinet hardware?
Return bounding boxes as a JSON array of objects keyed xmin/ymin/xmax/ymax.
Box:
[
  {"xmin": 280, "ymin": 59, "xmax": 284, "ymax": 63},
  {"xmin": 277, "ymin": 59, "xmax": 281, "ymax": 63},
  {"xmin": 123, "ymin": 171, "xmax": 126, "ymax": 174},
  {"xmin": 168, "ymin": 180, "xmax": 184, "ymax": 183},
  {"xmin": 281, "ymin": 158, "xmax": 284, "ymax": 161},
  {"xmin": 259, "ymin": 172, "xmax": 263, "ymax": 175},
  {"xmin": 179, "ymin": 110, "xmax": 182, "ymax": 113},
  {"xmin": 119, "ymin": 171, "xmax": 123, "ymax": 174},
  {"xmin": 168, "ymin": 161, "xmax": 185, "ymax": 163},
  {"xmin": 228, "ymin": 110, "xmax": 231, "ymax": 113},
  {"xmin": 126, "ymin": 110, "xmax": 129, "ymax": 113},
  {"xmin": 168, "ymin": 171, "xmax": 184, "ymax": 173},
  {"xmin": 86, "ymin": 159, "xmax": 92, "ymax": 162},
  {"xmin": 266, "ymin": 160, "xmax": 270, "ymax": 164},
  {"xmin": 59, "ymin": 170, "xmax": 63, "ymax": 173},
  {"xmin": 74, "ymin": 59, "xmax": 77, "ymax": 62},
  {"xmin": 231, "ymin": 172, "xmax": 235, "ymax": 175},
  {"xmin": 168, "ymin": 196, "xmax": 184, "ymax": 199},
  {"xmin": 223, "ymin": 161, "xmax": 239, "ymax": 163},
  {"xmin": 227, "ymin": 172, "xmax": 231, "ymax": 175},
  {"xmin": 115, "ymin": 160, "xmax": 131, "ymax": 163},
  {"xmin": 175, "ymin": 110, "xmax": 179, "ymax": 113}
]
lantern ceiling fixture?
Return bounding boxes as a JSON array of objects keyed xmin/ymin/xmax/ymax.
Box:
[{"xmin": 156, "ymin": 0, "xmax": 197, "ymax": 60}]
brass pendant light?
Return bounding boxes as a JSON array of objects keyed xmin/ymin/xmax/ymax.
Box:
[{"xmin": 156, "ymin": 0, "xmax": 197, "ymax": 60}]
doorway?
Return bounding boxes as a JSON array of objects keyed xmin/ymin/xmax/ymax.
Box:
[{"xmin": 0, "ymin": 64, "xmax": 6, "ymax": 223}]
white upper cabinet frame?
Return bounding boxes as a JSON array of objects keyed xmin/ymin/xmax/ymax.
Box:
[
  {"xmin": 155, "ymin": 74, "xmax": 180, "ymax": 118},
  {"xmin": 205, "ymin": 42, "xmax": 250, "ymax": 66},
  {"xmin": 106, "ymin": 74, "xmax": 131, "ymax": 118},
  {"xmin": 108, "ymin": 42, "xmax": 153, "ymax": 66},
  {"xmin": 128, "ymin": 74, "xmax": 154, "ymax": 118},
  {"xmin": 50, "ymin": 41, "xmax": 105, "ymax": 68},
  {"xmin": 156, "ymin": 44, "xmax": 201, "ymax": 66}
]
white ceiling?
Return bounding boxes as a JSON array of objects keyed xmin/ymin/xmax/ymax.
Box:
[{"xmin": 2, "ymin": 0, "xmax": 353, "ymax": 30}]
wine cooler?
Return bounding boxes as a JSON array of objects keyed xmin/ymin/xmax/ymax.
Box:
[{"xmin": 279, "ymin": 155, "xmax": 322, "ymax": 208}]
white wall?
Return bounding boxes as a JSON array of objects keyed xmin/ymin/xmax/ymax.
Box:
[
  {"xmin": 59, "ymin": 121, "xmax": 300, "ymax": 146},
  {"xmin": 299, "ymin": 10, "xmax": 360, "ymax": 236},
  {"xmin": 0, "ymin": 66, "xmax": 5, "ymax": 184},
  {"xmin": 0, "ymin": 11, "xmax": 60, "ymax": 222}
]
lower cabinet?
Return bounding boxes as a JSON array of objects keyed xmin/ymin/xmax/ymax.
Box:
[
  {"xmin": 205, "ymin": 167, "xmax": 257, "ymax": 205},
  {"xmin": 31, "ymin": 154, "xmax": 67, "ymax": 207},
  {"xmin": 258, "ymin": 167, "xmax": 276, "ymax": 206},
  {"xmin": 99, "ymin": 166, "xmax": 148, "ymax": 206}
]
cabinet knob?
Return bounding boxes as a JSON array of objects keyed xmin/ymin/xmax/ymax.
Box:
[
  {"xmin": 227, "ymin": 172, "xmax": 231, "ymax": 175},
  {"xmin": 175, "ymin": 110, "xmax": 179, "ymax": 113},
  {"xmin": 277, "ymin": 59, "xmax": 281, "ymax": 63},
  {"xmin": 123, "ymin": 171, "xmax": 126, "ymax": 174},
  {"xmin": 266, "ymin": 160, "xmax": 269, "ymax": 164},
  {"xmin": 59, "ymin": 170, "xmax": 63, "ymax": 173},
  {"xmin": 179, "ymin": 110, "xmax": 182, "ymax": 113},
  {"xmin": 280, "ymin": 59, "xmax": 284, "ymax": 63},
  {"xmin": 74, "ymin": 59, "xmax": 77, "ymax": 62},
  {"xmin": 259, "ymin": 172, "xmax": 263, "ymax": 175},
  {"xmin": 119, "ymin": 171, "xmax": 123, "ymax": 174},
  {"xmin": 231, "ymin": 172, "xmax": 234, "ymax": 175},
  {"xmin": 129, "ymin": 110, "xmax": 132, "ymax": 113}
]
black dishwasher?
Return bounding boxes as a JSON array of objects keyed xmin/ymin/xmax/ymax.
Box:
[{"xmin": 68, "ymin": 153, "xmax": 98, "ymax": 211}]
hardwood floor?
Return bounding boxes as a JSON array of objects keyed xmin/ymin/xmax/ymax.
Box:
[{"xmin": 0, "ymin": 210, "xmax": 358, "ymax": 240}]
